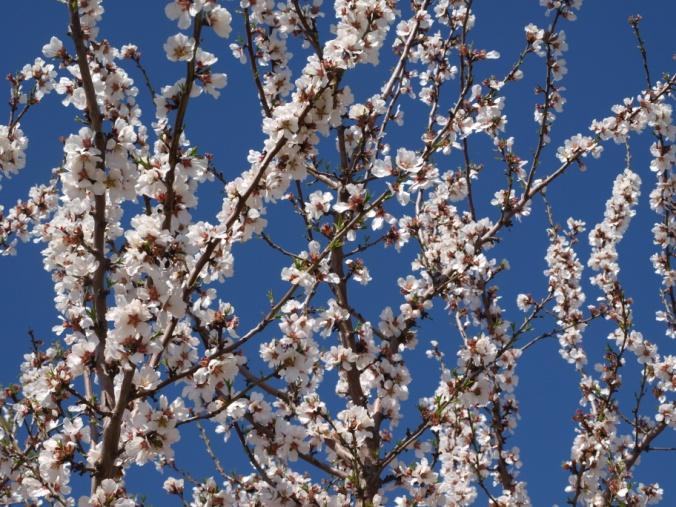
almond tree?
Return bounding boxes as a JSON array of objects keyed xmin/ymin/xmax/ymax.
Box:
[{"xmin": 0, "ymin": 0, "xmax": 673, "ymax": 505}]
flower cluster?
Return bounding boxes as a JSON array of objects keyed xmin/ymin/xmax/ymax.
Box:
[
  {"xmin": 0, "ymin": 0, "xmax": 673, "ymax": 505},
  {"xmin": 544, "ymin": 220, "xmax": 588, "ymax": 369}
]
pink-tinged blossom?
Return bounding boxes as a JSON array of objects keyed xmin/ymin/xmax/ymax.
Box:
[
  {"xmin": 164, "ymin": 0, "xmax": 203, "ymax": 30},
  {"xmin": 41, "ymin": 36, "xmax": 65, "ymax": 59},
  {"xmin": 304, "ymin": 190, "xmax": 333, "ymax": 220},
  {"xmin": 0, "ymin": 124, "xmax": 28, "ymax": 179},
  {"xmin": 206, "ymin": 6, "xmax": 232, "ymax": 38},
  {"xmin": 164, "ymin": 33, "xmax": 196, "ymax": 62}
]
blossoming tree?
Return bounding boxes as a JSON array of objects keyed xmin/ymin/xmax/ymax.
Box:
[{"xmin": 0, "ymin": 0, "xmax": 673, "ymax": 505}]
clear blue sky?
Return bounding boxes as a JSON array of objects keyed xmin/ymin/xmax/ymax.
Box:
[{"xmin": 0, "ymin": 1, "xmax": 674, "ymax": 504}]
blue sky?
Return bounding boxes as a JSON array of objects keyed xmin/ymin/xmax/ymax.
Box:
[{"xmin": 0, "ymin": 0, "xmax": 674, "ymax": 504}]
